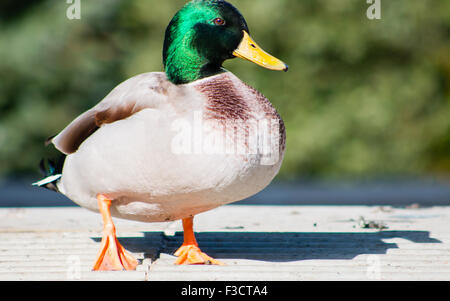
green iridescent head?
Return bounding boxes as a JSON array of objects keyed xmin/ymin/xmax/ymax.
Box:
[
  {"xmin": 163, "ymin": 0, "xmax": 248, "ymax": 84},
  {"xmin": 163, "ymin": 0, "xmax": 288, "ymax": 85}
]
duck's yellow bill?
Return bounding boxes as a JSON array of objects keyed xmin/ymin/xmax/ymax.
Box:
[{"xmin": 233, "ymin": 31, "xmax": 288, "ymax": 72}]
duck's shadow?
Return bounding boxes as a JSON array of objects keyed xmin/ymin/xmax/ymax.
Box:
[{"xmin": 92, "ymin": 230, "xmax": 440, "ymax": 262}]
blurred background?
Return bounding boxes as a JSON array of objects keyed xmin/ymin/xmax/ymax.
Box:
[{"xmin": 0, "ymin": 0, "xmax": 449, "ymax": 206}]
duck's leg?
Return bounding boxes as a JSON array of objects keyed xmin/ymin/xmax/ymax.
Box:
[
  {"xmin": 92, "ymin": 194, "xmax": 138, "ymax": 271},
  {"xmin": 174, "ymin": 216, "xmax": 224, "ymax": 265}
]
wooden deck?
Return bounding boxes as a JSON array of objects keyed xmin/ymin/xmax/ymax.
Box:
[{"xmin": 0, "ymin": 205, "xmax": 449, "ymax": 281}]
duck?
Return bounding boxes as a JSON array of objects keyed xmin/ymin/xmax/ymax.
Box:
[{"xmin": 33, "ymin": 0, "xmax": 288, "ymax": 270}]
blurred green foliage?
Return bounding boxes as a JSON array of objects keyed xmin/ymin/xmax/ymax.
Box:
[{"xmin": 0, "ymin": 0, "xmax": 449, "ymax": 180}]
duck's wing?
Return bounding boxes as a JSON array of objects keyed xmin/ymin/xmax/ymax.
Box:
[{"xmin": 50, "ymin": 72, "xmax": 171, "ymax": 155}]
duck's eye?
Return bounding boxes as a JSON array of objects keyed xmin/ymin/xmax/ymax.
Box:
[{"xmin": 213, "ymin": 18, "xmax": 226, "ymax": 26}]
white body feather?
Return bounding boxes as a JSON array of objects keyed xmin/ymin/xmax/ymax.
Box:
[{"xmin": 56, "ymin": 72, "xmax": 285, "ymax": 223}]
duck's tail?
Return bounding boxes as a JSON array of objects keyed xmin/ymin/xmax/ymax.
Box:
[{"xmin": 32, "ymin": 157, "xmax": 65, "ymax": 193}]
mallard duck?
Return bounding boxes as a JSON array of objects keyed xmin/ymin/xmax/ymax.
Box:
[{"xmin": 34, "ymin": 0, "xmax": 287, "ymax": 270}]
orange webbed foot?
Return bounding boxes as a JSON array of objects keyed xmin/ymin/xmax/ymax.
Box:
[
  {"xmin": 174, "ymin": 244, "xmax": 224, "ymax": 265},
  {"xmin": 92, "ymin": 194, "xmax": 138, "ymax": 271},
  {"xmin": 173, "ymin": 217, "xmax": 224, "ymax": 266},
  {"xmin": 92, "ymin": 229, "xmax": 138, "ymax": 271}
]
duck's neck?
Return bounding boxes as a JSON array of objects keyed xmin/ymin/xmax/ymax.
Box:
[{"xmin": 164, "ymin": 52, "xmax": 225, "ymax": 85}]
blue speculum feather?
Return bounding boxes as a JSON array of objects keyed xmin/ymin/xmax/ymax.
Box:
[
  {"xmin": 39, "ymin": 159, "xmax": 56, "ymax": 177},
  {"xmin": 34, "ymin": 155, "xmax": 66, "ymax": 191}
]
